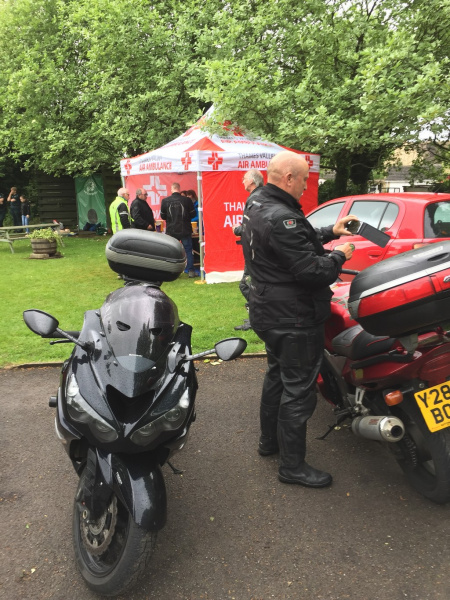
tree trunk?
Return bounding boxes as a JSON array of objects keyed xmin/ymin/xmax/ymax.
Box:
[
  {"xmin": 334, "ymin": 153, "xmax": 351, "ymax": 198},
  {"xmin": 349, "ymin": 153, "xmax": 374, "ymax": 194}
]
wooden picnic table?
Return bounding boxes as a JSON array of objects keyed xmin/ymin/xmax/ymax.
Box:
[{"xmin": 0, "ymin": 223, "xmax": 65, "ymax": 254}]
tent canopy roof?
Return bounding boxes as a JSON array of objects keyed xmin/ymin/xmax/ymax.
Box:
[{"xmin": 121, "ymin": 108, "xmax": 319, "ymax": 177}]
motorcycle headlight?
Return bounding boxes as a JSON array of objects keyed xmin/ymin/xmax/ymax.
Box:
[
  {"xmin": 131, "ymin": 389, "xmax": 190, "ymax": 447},
  {"xmin": 66, "ymin": 374, "xmax": 118, "ymax": 442}
]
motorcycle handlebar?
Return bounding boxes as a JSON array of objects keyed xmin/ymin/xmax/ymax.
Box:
[
  {"xmin": 341, "ymin": 268, "xmax": 359, "ymax": 276},
  {"xmin": 42, "ymin": 330, "xmax": 80, "ymax": 339}
]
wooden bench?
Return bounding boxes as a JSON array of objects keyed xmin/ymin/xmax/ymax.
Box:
[{"xmin": 0, "ymin": 223, "xmax": 65, "ymax": 254}]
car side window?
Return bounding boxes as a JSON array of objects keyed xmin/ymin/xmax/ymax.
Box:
[
  {"xmin": 424, "ymin": 202, "xmax": 450, "ymax": 238},
  {"xmin": 307, "ymin": 202, "xmax": 345, "ymax": 229},
  {"xmin": 379, "ymin": 203, "xmax": 399, "ymax": 231},
  {"xmin": 348, "ymin": 201, "xmax": 391, "ymax": 229}
]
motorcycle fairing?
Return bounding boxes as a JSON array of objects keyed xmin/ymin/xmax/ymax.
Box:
[
  {"xmin": 71, "ymin": 284, "xmax": 188, "ymax": 401},
  {"xmin": 82, "ymin": 447, "xmax": 167, "ymax": 531},
  {"xmin": 63, "ymin": 309, "xmax": 197, "ymax": 452}
]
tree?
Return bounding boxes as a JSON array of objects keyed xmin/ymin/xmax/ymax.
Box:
[
  {"xmin": 0, "ymin": 0, "xmax": 213, "ymax": 175},
  {"xmin": 0, "ymin": 0, "xmax": 449, "ymax": 188},
  {"xmin": 198, "ymin": 0, "xmax": 450, "ymax": 195}
]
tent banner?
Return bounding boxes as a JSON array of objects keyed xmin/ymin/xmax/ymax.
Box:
[
  {"xmin": 121, "ymin": 143, "xmax": 320, "ymax": 178},
  {"xmin": 75, "ymin": 175, "xmax": 106, "ymax": 229},
  {"xmin": 125, "ymin": 173, "xmax": 198, "ymax": 219},
  {"xmin": 201, "ymin": 170, "xmax": 319, "ymax": 277}
]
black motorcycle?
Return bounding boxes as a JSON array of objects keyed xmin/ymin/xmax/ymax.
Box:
[{"xmin": 23, "ymin": 230, "xmax": 246, "ymax": 596}]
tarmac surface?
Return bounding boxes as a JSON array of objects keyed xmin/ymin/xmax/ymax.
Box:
[{"xmin": 1, "ymin": 358, "xmax": 450, "ymax": 600}]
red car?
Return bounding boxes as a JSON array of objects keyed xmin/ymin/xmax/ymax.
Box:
[{"xmin": 306, "ymin": 193, "xmax": 450, "ymax": 278}]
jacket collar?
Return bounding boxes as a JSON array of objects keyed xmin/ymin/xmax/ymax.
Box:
[{"xmin": 265, "ymin": 183, "xmax": 302, "ymax": 211}]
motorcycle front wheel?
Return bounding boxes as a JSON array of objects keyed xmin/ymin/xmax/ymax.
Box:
[
  {"xmin": 73, "ymin": 469, "xmax": 157, "ymax": 596},
  {"xmin": 393, "ymin": 401, "xmax": 450, "ymax": 504}
]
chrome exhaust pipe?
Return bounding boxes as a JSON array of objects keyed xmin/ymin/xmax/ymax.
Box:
[{"xmin": 351, "ymin": 415, "xmax": 405, "ymax": 442}]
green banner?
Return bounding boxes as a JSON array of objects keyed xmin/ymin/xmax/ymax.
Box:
[{"xmin": 75, "ymin": 175, "xmax": 106, "ymax": 230}]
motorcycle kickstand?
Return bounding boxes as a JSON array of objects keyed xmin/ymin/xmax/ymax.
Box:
[
  {"xmin": 167, "ymin": 461, "xmax": 184, "ymax": 475},
  {"xmin": 316, "ymin": 413, "xmax": 350, "ymax": 441}
]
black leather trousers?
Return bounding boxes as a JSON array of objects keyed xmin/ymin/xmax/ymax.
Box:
[{"xmin": 254, "ymin": 325, "xmax": 325, "ymax": 468}]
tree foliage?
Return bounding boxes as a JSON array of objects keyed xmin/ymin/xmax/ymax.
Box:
[
  {"xmin": 0, "ymin": 0, "xmax": 449, "ymax": 190},
  {"xmin": 199, "ymin": 0, "xmax": 450, "ymax": 194},
  {"xmin": 0, "ymin": 0, "xmax": 213, "ymax": 175}
]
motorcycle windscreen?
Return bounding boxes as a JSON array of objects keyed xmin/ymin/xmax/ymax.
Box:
[{"xmin": 100, "ymin": 284, "xmax": 180, "ymax": 373}]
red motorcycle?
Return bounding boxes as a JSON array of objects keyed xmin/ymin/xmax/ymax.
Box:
[{"xmin": 318, "ymin": 241, "xmax": 450, "ymax": 504}]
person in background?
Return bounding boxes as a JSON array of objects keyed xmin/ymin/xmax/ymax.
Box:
[
  {"xmin": 233, "ymin": 169, "xmax": 264, "ymax": 331},
  {"xmin": 186, "ymin": 189, "xmax": 200, "ymax": 275},
  {"xmin": 7, "ymin": 187, "xmax": 22, "ymax": 230},
  {"xmin": 160, "ymin": 182, "xmax": 197, "ymax": 278},
  {"xmin": 109, "ymin": 188, "xmax": 132, "ymax": 233},
  {"xmin": 0, "ymin": 193, "xmax": 7, "ymax": 227},
  {"xmin": 130, "ymin": 188, "xmax": 155, "ymax": 231},
  {"xmin": 186, "ymin": 189, "xmax": 199, "ymax": 225},
  {"xmin": 241, "ymin": 151, "xmax": 355, "ymax": 489},
  {"xmin": 20, "ymin": 195, "xmax": 31, "ymax": 233}
]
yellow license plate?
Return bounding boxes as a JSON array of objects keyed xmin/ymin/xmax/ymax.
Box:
[{"xmin": 415, "ymin": 381, "xmax": 450, "ymax": 432}]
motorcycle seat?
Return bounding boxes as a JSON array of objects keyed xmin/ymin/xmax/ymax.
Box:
[{"xmin": 331, "ymin": 324, "xmax": 396, "ymax": 360}]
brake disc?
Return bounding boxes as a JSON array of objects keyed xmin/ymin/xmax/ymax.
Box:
[{"xmin": 80, "ymin": 496, "xmax": 118, "ymax": 556}]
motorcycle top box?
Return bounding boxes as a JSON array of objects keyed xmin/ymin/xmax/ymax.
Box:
[
  {"xmin": 106, "ymin": 229, "xmax": 187, "ymax": 282},
  {"xmin": 348, "ymin": 241, "xmax": 450, "ymax": 337}
]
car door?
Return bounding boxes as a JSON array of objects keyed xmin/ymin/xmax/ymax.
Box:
[
  {"xmin": 341, "ymin": 200, "xmax": 401, "ymax": 273},
  {"xmin": 306, "ymin": 200, "xmax": 347, "ymax": 238}
]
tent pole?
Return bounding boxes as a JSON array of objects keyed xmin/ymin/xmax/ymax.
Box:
[{"xmin": 197, "ymin": 171, "xmax": 205, "ymax": 282}]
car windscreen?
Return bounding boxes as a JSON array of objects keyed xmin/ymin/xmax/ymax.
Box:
[{"xmin": 424, "ymin": 202, "xmax": 450, "ymax": 238}]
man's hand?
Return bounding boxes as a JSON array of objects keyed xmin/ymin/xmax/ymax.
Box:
[
  {"xmin": 335, "ymin": 242, "xmax": 354, "ymax": 260},
  {"xmin": 332, "ymin": 214, "xmax": 359, "ymax": 237}
]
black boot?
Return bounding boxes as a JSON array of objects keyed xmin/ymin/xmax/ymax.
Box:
[
  {"xmin": 234, "ymin": 319, "xmax": 252, "ymax": 331},
  {"xmin": 277, "ymin": 420, "xmax": 332, "ymax": 488},
  {"xmin": 258, "ymin": 402, "xmax": 279, "ymax": 456},
  {"xmin": 278, "ymin": 462, "xmax": 332, "ymax": 488}
]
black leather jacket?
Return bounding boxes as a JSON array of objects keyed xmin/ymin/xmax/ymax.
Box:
[
  {"xmin": 160, "ymin": 193, "xmax": 196, "ymax": 239},
  {"xmin": 130, "ymin": 197, "xmax": 155, "ymax": 231},
  {"xmin": 241, "ymin": 183, "xmax": 346, "ymax": 330}
]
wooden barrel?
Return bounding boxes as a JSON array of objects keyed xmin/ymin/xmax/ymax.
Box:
[{"xmin": 30, "ymin": 239, "xmax": 57, "ymax": 256}]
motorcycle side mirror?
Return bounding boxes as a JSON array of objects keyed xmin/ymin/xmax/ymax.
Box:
[
  {"xmin": 214, "ymin": 337, "xmax": 248, "ymax": 361},
  {"xmin": 23, "ymin": 309, "xmax": 59, "ymax": 337},
  {"xmin": 185, "ymin": 337, "xmax": 247, "ymax": 362},
  {"xmin": 23, "ymin": 309, "xmax": 90, "ymax": 351}
]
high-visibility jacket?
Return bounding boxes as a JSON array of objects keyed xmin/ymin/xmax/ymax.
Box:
[{"xmin": 109, "ymin": 196, "xmax": 131, "ymax": 233}]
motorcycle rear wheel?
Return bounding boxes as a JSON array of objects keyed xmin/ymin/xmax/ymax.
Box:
[
  {"xmin": 393, "ymin": 401, "xmax": 450, "ymax": 504},
  {"xmin": 73, "ymin": 469, "xmax": 157, "ymax": 596}
]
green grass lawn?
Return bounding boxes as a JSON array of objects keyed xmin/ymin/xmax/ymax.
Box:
[{"xmin": 0, "ymin": 234, "xmax": 264, "ymax": 367}]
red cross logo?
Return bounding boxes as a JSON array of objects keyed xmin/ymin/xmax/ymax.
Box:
[
  {"xmin": 124, "ymin": 159, "xmax": 132, "ymax": 174},
  {"xmin": 181, "ymin": 152, "xmax": 192, "ymax": 170},
  {"xmin": 208, "ymin": 152, "xmax": 223, "ymax": 170},
  {"xmin": 304, "ymin": 155, "xmax": 314, "ymax": 169}
]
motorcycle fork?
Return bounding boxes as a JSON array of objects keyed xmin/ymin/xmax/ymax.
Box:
[{"xmin": 76, "ymin": 448, "xmax": 113, "ymax": 523}]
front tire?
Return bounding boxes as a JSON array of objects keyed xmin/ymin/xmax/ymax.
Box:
[
  {"xmin": 392, "ymin": 401, "xmax": 450, "ymax": 504},
  {"xmin": 73, "ymin": 469, "xmax": 157, "ymax": 596}
]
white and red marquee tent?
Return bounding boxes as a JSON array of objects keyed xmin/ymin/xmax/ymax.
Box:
[{"xmin": 120, "ymin": 111, "xmax": 320, "ymax": 283}]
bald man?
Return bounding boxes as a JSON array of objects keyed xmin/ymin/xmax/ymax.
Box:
[
  {"xmin": 241, "ymin": 150, "xmax": 355, "ymax": 488},
  {"xmin": 109, "ymin": 187, "xmax": 132, "ymax": 233}
]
